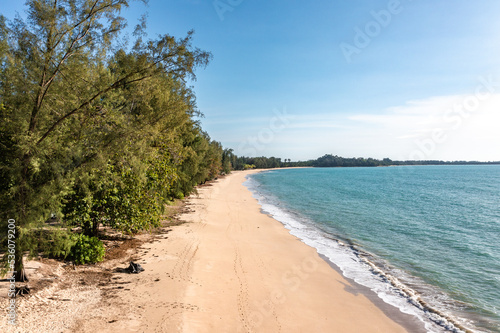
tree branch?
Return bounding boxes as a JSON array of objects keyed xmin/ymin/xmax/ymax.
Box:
[{"xmin": 36, "ymin": 68, "xmax": 156, "ymax": 146}]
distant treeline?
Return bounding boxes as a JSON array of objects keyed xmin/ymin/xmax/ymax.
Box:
[
  {"xmin": 230, "ymin": 156, "xmax": 311, "ymax": 170},
  {"xmin": 311, "ymin": 155, "xmax": 500, "ymax": 167},
  {"xmin": 232, "ymin": 154, "xmax": 500, "ymax": 170}
]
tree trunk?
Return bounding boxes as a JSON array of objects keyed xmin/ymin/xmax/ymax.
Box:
[
  {"xmin": 91, "ymin": 218, "xmax": 100, "ymax": 238},
  {"xmin": 14, "ymin": 263, "xmax": 29, "ymax": 282},
  {"xmin": 14, "ymin": 226, "xmax": 28, "ymax": 282},
  {"xmin": 83, "ymin": 219, "xmax": 99, "ymax": 237}
]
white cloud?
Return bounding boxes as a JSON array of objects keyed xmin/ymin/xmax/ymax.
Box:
[
  {"xmin": 258, "ymin": 93, "xmax": 500, "ymax": 161},
  {"xmin": 349, "ymin": 93, "xmax": 500, "ymax": 160}
]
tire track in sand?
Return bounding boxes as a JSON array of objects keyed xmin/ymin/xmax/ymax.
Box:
[{"xmin": 170, "ymin": 222, "xmax": 206, "ymax": 286}]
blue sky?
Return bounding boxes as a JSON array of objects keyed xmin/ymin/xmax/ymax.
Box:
[{"xmin": 2, "ymin": 0, "xmax": 500, "ymax": 161}]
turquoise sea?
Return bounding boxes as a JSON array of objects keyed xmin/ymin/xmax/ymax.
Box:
[{"xmin": 245, "ymin": 166, "xmax": 500, "ymax": 333}]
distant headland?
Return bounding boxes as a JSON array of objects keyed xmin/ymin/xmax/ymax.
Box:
[{"xmin": 232, "ymin": 154, "xmax": 500, "ymax": 170}]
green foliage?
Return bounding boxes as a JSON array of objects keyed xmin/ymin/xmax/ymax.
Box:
[
  {"xmin": 70, "ymin": 234, "xmax": 105, "ymax": 265},
  {"xmin": 63, "ymin": 162, "xmax": 164, "ymax": 236},
  {"xmin": 232, "ymin": 154, "xmax": 500, "ymax": 170},
  {"xmin": 312, "ymin": 154, "xmax": 386, "ymax": 167},
  {"xmin": 0, "ymin": 227, "xmax": 77, "ymax": 276},
  {"xmin": 221, "ymin": 148, "xmax": 234, "ymax": 174},
  {"xmin": 23, "ymin": 228, "xmax": 78, "ymax": 260},
  {"xmin": 233, "ymin": 157, "xmax": 285, "ymax": 170},
  {"xmin": 0, "ymin": 0, "xmax": 229, "ymax": 280}
]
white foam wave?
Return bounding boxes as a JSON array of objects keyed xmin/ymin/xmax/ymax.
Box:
[{"xmin": 244, "ymin": 175, "xmax": 480, "ymax": 333}]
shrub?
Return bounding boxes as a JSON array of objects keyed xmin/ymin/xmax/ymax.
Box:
[
  {"xmin": 41, "ymin": 230, "xmax": 79, "ymax": 259},
  {"xmin": 20, "ymin": 228, "xmax": 78, "ymax": 260},
  {"xmin": 63, "ymin": 163, "xmax": 163, "ymax": 236},
  {"xmin": 70, "ymin": 234, "xmax": 105, "ymax": 265}
]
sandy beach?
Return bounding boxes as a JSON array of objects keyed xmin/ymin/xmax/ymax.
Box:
[
  {"xmin": 89, "ymin": 169, "xmax": 415, "ymax": 332},
  {"xmin": 1, "ymin": 169, "xmax": 423, "ymax": 332}
]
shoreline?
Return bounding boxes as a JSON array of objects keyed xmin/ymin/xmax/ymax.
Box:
[
  {"xmin": 176, "ymin": 169, "xmax": 415, "ymax": 332},
  {"xmin": 246, "ymin": 168, "xmax": 483, "ymax": 333},
  {"xmin": 244, "ymin": 170, "xmax": 427, "ymax": 333},
  {"xmin": 316, "ymin": 253, "xmax": 427, "ymax": 333},
  {"xmin": 178, "ymin": 169, "xmax": 423, "ymax": 332},
  {"xmin": 0, "ymin": 169, "xmax": 427, "ymax": 332}
]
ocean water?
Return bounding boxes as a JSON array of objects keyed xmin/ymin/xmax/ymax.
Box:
[{"xmin": 245, "ymin": 166, "xmax": 500, "ymax": 333}]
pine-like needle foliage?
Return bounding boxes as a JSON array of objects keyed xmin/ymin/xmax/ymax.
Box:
[{"xmin": 0, "ymin": 0, "xmax": 226, "ymax": 280}]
